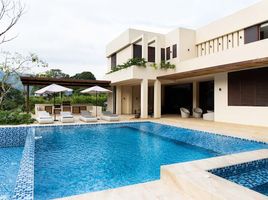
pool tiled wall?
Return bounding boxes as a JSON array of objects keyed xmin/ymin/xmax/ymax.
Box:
[
  {"xmin": 12, "ymin": 129, "xmax": 35, "ymax": 200},
  {"xmin": 0, "ymin": 127, "xmax": 29, "ymax": 147},
  {"xmin": 209, "ymin": 158, "xmax": 268, "ymax": 196}
]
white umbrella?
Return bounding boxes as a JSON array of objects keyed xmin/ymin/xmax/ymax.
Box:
[
  {"xmin": 80, "ymin": 86, "xmax": 112, "ymax": 117},
  {"xmin": 35, "ymin": 84, "xmax": 73, "ymax": 121}
]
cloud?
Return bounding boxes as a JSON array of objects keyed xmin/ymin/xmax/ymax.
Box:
[{"xmin": 0, "ymin": 0, "xmax": 261, "ymax": 79}]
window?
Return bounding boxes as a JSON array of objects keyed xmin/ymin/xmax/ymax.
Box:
[
  {"xmin": 166, "ymin": 47, "xmax": 170, "ymax": 60},
  {"xmin": 172, "ymin": 44, "xmax": 177, "ymax": 58},
  {"xmin": 111, "ymin": 53, "xmax": 116, "ymax": 69},
  {"xmin": 228, "ymin": 67, "xmax": 268, "ymax": 106},
  {"xmin": 161, "ymin": 48, "xmax": 165, "ymax": 61},
  {"xmin": 133, "ymin": 44, "xmax": 142, "ymax": 59},
  {"xmin": 260, "ymin": 22, "xmax": 268, "ymax": 40},
  {"xmin": 148, "ymin": 47, "xmax": 155, "ymax": 62},
  {"xmin": 244, "ymin": 25, "xmax": 259, "ymax": 44}
]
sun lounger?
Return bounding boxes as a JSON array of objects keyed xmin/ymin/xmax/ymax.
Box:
[
  {"xmin": 60, "ymin": 111, "xmax": 74, "ymax": 123},
  {"xmin": 100, "ymin": 111, "xmax": 119, "ymax": 121},
  {"xmin": 36, "ymin": 111, "xmax": 54, "ymax": 124},
  {"xmin": 79, "ymin": 111, "xmax": 97, "ymax": 122}
]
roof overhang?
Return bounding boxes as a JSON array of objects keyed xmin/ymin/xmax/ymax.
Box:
[
  {"xmin": 158, "ymin": 57, "xmax": 268, "ymax": 80},
  {"xmin": 20, "ymin": 76, "xmax": 111, "ymax": 88}
]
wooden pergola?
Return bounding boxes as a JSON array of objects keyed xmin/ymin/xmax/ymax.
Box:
[{"xmin": 20, "ymin": 76, "xmax": 111, "ymax": 113}]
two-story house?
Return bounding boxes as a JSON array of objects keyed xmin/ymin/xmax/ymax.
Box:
[{"xmin": 105, "ymin": 0, "xmax": 268, "ymax": 127}]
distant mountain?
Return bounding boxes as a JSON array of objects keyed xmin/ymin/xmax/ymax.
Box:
[{"xmin": 0, "ymin": 71, "xmax": 23, "ymax": 91}]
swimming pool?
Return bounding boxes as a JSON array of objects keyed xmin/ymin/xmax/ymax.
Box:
[
  {"xmin": 0, "ymin": 122, "xmax": 267, "ymax": 199},
  {"xmin": 0, "ymin": 147, "xmax": 23, "ymax": 199},
  {"xmin": 209, "ymin": 158, "xmax": 268, "ymax": 196}
]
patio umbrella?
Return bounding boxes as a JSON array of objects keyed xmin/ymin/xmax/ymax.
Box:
[
  {"xmin": 35, "ymin": 84, "xmax": 73, "ymax": 121},
  {"xmin": 80, "ymin": 86, "xmax": 112, "ymax": 117}
]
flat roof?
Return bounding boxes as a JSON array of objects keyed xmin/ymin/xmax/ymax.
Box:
[{"xmin": 20, "ymin": 76, "xmax": 111, "ymax": 88}]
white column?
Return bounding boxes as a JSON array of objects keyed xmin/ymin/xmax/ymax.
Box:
[
  {"xmin": 192, "ymin": 81, "xmax": 199, "ymax": 109},
  {"xmin": 116, "ymin": 86, "xmax": 122, "ymax": 115},
  {"xmin": 154, "ymin": 79, "xmax": 161, "ymax": 118},
  {"xmin": 140, "ymin": 79, "xmax": 148, "ymax": 118},
  {"xmin": 142, "ymin": 35, "xmax": 148, "ymax": 60},
  {"xmin": 155, "ymin": 39, "xmax": 161, "ymax": 65}
]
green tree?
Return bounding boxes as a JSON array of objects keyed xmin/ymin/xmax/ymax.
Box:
[
  {"xmin": 38, "ymin": 69, "xmax": 69, "ymax": 79},
  {"xmin": 2, "ymin": 87, "xmax": 24, "ymax": 110},
  {"xmin": 72, "ymin": 71, "xmax": 96, "ymax": 80},
  {"xmin": 0, "ymin": 52, "xmax": 47, "ymax": 109}
]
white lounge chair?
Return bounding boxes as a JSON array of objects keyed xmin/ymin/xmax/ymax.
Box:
[
  {"xmin": 79, "ymin": 111, "xmax": 97, "ymax": 122},
  {"xmin": 60, "ymin": 111, "xmax": 74, "ymax": 123},
  {"xmin": 36, "ymin": 111, "xmax": 54, "ymax": 124},
  {"xmin": 180, "ymin": 107, "xmax": 190, "ymax": 118},
  {"xmin": 101, "ymin": 111, "xmax": 119, "ymax": 121},
  {"xmin": 193, "ymin": 107, "xmax": 203, "ymax": 118},
  {"xmin": 203, "ymin": 112, "xmax": 214, "ymax": 121}
]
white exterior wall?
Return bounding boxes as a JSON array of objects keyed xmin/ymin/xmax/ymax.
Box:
[
  {"xmin": 196, "ymin": 0, "xmax": 268, "ymax": 43},
  {"xmin": 214, "ymin": 73, "xmax": 268, "ymax": 127},
  {"xmin": 105, "ymin": 0, "xmax": 268, "ymax": 125},
  {"xmin": 121, "ymin": 86, "xmax": 133, "ymax": 114}
]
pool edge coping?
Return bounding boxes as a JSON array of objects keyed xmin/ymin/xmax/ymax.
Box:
[{"xmin": 161, "ymin": 149, "xmax": 268, "ymax": 200}]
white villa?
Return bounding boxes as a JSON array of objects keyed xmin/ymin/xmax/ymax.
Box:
[{"xmin": 105, "ymin": 0, "xmax": 268, "ymax": 127}]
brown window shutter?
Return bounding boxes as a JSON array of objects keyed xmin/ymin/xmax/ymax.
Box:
[
  {"xmin": 111, "ymin": 53, "xmax": 117, "ymax": 69},
  {"xmin": 161, "ymin": 48, "xmax": 165, "ymax": 61},
  {"xmin": 172, "ymin": 44, "xmax": 177, "ymax": 58},
  {"xmin": 228, "ymin": 67, "xmax": 268, "ymax": 106},
  {"xmin": 228, "ymin": 73, "xmax": 241, "ymax": 106},
  {"xmin": 148, "ymin": 47, "xmax": 155, "ymax": 62},
  {"xmin": 166, "ymin": 47, "xmax": 170, "ymax": 60},
  {"xmin": 133, "ymin": 44, "xmax": 142, "ymax": 59}
]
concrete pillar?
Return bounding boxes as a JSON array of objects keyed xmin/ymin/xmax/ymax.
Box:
[
  {"xmin": 116, "ymin": 86, "xmax": 122, "ymax": 115},
  {"xmin": 140, "ymin": 79, "xmax": 148, "ymax": 118},
  {"xmin": 193, "ymin": 81, "xmax": 199, "ymax": 109},
  {"xmin": 154, "ymin": 79, "xmax": 161, "ymax": 118},
  {"xmin": 155, "ymin": 39, "xmax": 161, "ymax": 65},
  {"xmin": 142, "ymin": 35, "xmax": 148, "ymax": 60}
]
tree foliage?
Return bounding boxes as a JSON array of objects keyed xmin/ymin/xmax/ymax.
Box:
[
  {"xmin": 38, "ymin": 69, "xmax": 69, "ymax": 79},
  {"xmin": 72, "ymin": 71, "xmax": 96, "ymax": 80},
  {"xmin": 0, "ymin": 52, "xmax": 47, "ymax": 110}
]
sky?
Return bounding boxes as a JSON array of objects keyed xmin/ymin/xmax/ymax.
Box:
[{"xmin": 1, "ymin": 0, "xmax": 261, "ymax": 79}]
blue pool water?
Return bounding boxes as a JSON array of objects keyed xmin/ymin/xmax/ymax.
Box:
[
  {"xmin": 0, "ymin": 147, "xmax": 23, "ymax": 199},
  {"xmin": 33, "ymin": 122, "xmax": 268, "ymax": 199},
  {"xmin": 209, "ymin": 158, "xmax": 268, "ymax": 196},
  {"xmin": 34, "ymin": 125, "xmax": 218, "ymax": 199}
]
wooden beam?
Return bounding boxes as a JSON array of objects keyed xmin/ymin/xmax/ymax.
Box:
[
  {"xmin": 158, "ymin": 57, "xmax": 268, "ymax": 80},
  {"xmin": 26, "ymin": 84, "xmax": 30, "ymax": 113}
]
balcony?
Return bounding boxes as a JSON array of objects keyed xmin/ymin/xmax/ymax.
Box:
[{"xmin": 104, "ymin": 64, "xmax": 175, "ymax": 84}]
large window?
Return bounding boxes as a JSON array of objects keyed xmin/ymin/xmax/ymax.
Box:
[
  {"xmin": 260, "ymin": 22, "xmax": 268, "ymax": 40},
  {"xmin": 166, "ymin": 47, "xmax": 170, "ymax": 60},
  {"xmin": 172, "ymin": 44, "xmax": 177, "ymax": 58},
  {"xmin": 133, "ymin": 44, "xmax": 142, "ymax": 59},
  {"xmin": 244, "ymin": 25, "xmax": 259, "ymax": 44},
  {"xmin": 228, "ymin": 67, "xmax": 268, "ymax": 106},
  {"xmin": 244, "ymin": 21, "xmax": 268, "ymax": 44},
  {"xmin": 111, "ymin": 53, "xmax": 116, "ymax": 69},
  {"xmin": 148, "ymin": 46, "xmax": 155, "ymax": 62}
]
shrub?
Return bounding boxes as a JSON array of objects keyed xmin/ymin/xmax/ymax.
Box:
[
  {"xmin": 0, "ymin": 110, "xmax": 35, "ymax": 125},
  {"xmin": 107, "ymin": 58, "xmax": 147, "ymax": 74},
  {"xmin": 160, "ymin": 61, "xmax": 176, "ymax": 69}
]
